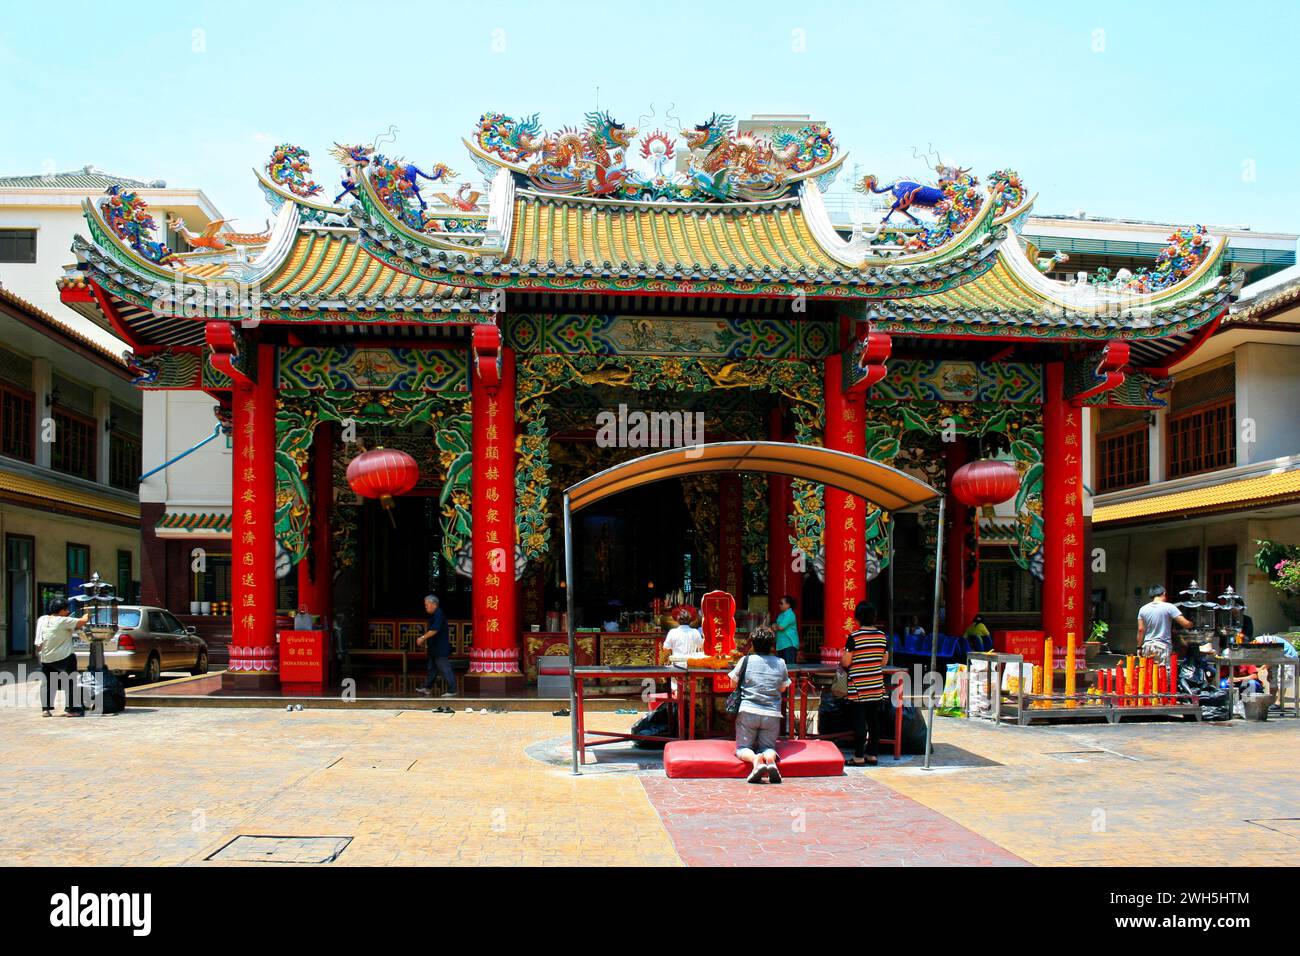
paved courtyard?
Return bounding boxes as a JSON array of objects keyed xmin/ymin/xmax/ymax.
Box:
[{"xmin": 1, "ymin": 676, "xmax": 1296, "ymax": 866}]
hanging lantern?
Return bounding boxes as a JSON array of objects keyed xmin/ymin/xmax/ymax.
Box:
[
  {"xmin": 950, "ymin": 459, "xmax": 1020, "ymax": 507},
  {"xmin": 347, "ymin": 446, "xmax": 419, "ymax": 518}
]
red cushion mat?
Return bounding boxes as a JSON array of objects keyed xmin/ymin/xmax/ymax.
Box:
[{"xmin": 663, "ymin": 738, "xmax": 845, "ymax": 779}]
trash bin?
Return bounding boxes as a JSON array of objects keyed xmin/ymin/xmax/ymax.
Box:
[{"xmin": 1242, "ymin": 692, "xmax": 1274, "ymax": 722}]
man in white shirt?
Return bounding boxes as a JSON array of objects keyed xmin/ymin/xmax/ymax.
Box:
[
  {"xmin": 34, "ymin": 599, "xmax": 88, "ymax": 717},
  {"xmin": 1136, "ymin": 585, "xmax": 1193, "ymax": 667}
]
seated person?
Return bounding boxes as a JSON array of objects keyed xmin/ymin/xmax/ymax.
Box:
[
  {"xmin": 963, "ymin": 614, "xmax": 992, "ymax": 653},
  {"xmin": 662, "ymin": 609, "xmax": 702, "ymax": 659},
  {"xmin": 1227, "ymin": 664, "xmax": 1266, "ymax": 696}
]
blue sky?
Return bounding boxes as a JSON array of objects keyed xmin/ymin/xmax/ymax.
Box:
[{"xmin": 3, "ymin": 0, "xmax": 1299, "ymax": 233}]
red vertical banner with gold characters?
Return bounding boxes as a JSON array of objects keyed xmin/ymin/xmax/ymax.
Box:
[
  {"xmin": 470, "ymin": 345, "xmax": 520, "ymax": 677},
  {"xmin": 228, "ymin": 344, "xmax": 278, "ymax": 676},
  {"xmin": 718, "ymin": 475, "xmax": 743, "ymax": 601},
  {"xmin": 1042, "ymin": 362, "xmax": 1085, "ymax": 647},
  {"xmin": 822, "ymin": 354, "xmax": 866, "ymax": 663}
]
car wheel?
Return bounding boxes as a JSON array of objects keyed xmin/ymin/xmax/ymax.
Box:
[
  {"xmin": 192, "ymin": 649, "xmax": 208, "ymax": 676},
  {"xmin": 143, "ymin": 654, "xmax": 161, "ymax": 685}
]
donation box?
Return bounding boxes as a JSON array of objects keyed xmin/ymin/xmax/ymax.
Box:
[{"xmin": 279, "ymin": 629, "xmax": 327, "ymax": 687}]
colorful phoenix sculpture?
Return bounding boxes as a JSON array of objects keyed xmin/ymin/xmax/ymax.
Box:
[
  {"xmin": 164, "ymin": 216, "xmax": 272, "ymax": 251},
  {"xmin": 469, "ymin": 110, "xmax": 838, "ymax": 202},
  {"xmin": 265, "ymin": 144, "xmax": 323, "ymax": 199}
]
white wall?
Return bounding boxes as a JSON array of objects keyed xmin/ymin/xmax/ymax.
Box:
[
  {"xmin": 139, "ymin": 391, "xmax": 230, "ymax": 509},
  {"xmin": 1092, "ymin": 518, "xmax": 1251, "ymax": 649},
  {"xmin": 0, "ymin": 204, "xmax": 87, "ymax": 322},
  {"xmin": 1235, "ymin": 343, "xmax": 1300, "ymax": 465}
]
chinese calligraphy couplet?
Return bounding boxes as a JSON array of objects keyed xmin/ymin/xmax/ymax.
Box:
[
  {"xmin": 229, "ymin": 343, "xmax": 278, "ymax": 678},
  {"xmin": 767, "ymin": 406, "xmax": 797, "ymax": 615},
  {"xmin": 822, "ymin": 354, "xmax": 866, "ymax": 662},
  {"xmin": 469, "ymin": 344, "xmax": 521, "ymax": 684},
  {"xmin": 718, "ymin": 476, "xmax": 743, "ymax": 599},
  {"xmin": 1042, "ymin": 362, "xmax": 1086, "ymax": 647}
]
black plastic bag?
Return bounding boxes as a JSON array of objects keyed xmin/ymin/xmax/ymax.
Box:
[
  {"xmin": 77, "ymin": 668, "xmax": 126, "ymax": 715},
  {"xmin": 1178, "ymin": 656, "xmax": 1228, "ymax": 721},
  {"xmin": 881, "ymin": 697, "xmax": 929, "ymax": 754},
  {"xmin": 817, "ymin": 692, "xmax": 852, "ymax": 736},
  {"xmin": 631, "ymin": 702, "xmax": 677, "ymax": 749}
]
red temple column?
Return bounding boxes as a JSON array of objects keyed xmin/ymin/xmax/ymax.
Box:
[
  {"xmin": 943, "ymin": 438, "xmax": 979, "ymax": 635},
  {"xmin": 225, "ymin": 343, "xmax": 278, "ymax": 688},
  {"xmin": 1042, "ymin": 362, "xmax": 1085, "ymax": 647},
  {"xmin": 297, "ymin": 420, "xmax": 334, "ymax": 627},
  {"xmin": 822, "ymin": 354, "xmax": 866, "ymax": 662},
  {"xmin": 467, "ymin": 345, "xmax": 522, "ymax": 695}
]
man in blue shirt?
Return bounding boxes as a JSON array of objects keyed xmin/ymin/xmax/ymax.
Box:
[{"xmin": 416, "ymin": 594, "xmax": 457, "ymax": 697}]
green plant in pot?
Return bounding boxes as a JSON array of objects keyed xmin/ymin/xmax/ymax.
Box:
[{"xmin": 1086, "ymin": 619, "xmax": 1109, "ymax": 658}]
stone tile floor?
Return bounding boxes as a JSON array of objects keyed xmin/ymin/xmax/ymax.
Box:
[{"xmin": 1, "ymin": 674, "xmax": 1296, "ymax": 866}]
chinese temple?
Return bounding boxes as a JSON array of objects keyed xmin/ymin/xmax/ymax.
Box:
[{"xmin": 57, "ymin": 112, "xmax": 1242, "ymax": 693}]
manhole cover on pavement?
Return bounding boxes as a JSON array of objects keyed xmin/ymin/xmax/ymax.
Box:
[
  {"xmin": 326, "ymin": 756, "xmax": 416, "ymax": 771},
  {"xmin": 1044, "ymin": 750, "xmax": 1131, "ymax": 764},
  {"xmin": 207, "ymin": 835, "xmax": 352, "ymax": 864},
  {"xmin": 1245, "ymin": 819, "xmax": 1300, "ymax": 840}
]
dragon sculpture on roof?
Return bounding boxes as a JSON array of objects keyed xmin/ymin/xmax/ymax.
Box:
[
  {"xmin": 329, "ymin": 143, "xmax": 456, "ymax": 213},
  {"xmin": 102, "ymin": 185, "xmax": 174, "ymax": 265},
  {"xmin": 526, "ymin": 111, "xmax": 637, "ymax": 196},
  {"xmin": 265, "ymin": 144, "xmax": 323, "ymax": 199},
  {"xmin": 468, "ymin": 110, "xmax": 838, "ymax": 203}
]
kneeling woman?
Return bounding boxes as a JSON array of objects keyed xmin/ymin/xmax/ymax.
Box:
[{"xmin": 727, "ymin": 627, "xmax": 791, "ymax": 784}]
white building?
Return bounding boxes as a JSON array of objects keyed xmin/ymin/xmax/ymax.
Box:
[
  {"xmin": 1091, "ymin": 264, "xmax": 1300, "ymax": 642},
  {"xmin": 0, "ymin": 167, "xmax": 224, "ymax": 654}
]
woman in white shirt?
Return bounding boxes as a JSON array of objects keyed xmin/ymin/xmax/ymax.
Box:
[{"xmin": 662, "ymin": 608, "xmax": 702, "ymax": 659}]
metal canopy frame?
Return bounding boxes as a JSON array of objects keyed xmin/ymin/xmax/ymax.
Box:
[{"xmin": 560, "ymin": 441, "xmax": 946, "ymax": 774}]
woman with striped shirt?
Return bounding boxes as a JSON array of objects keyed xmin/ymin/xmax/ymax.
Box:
[{"xmin": 840, "ymin": 600, "xmax": 888, "ymax": 766}]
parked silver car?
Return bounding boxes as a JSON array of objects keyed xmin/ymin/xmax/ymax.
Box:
[{"xmin": 72, "ymin": 606, "xmax": 208, "ymax": 684}]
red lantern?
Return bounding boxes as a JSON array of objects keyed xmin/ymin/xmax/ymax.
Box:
[
  {"xmin": 346, "ymin": 447, "xmax": 419, "ymax": 517},
  {"xmin": 950, "ymin": 459, "xmax": 1020, "ymax": 507}
]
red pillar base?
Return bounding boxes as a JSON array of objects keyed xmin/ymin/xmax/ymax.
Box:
[
  {"xmin": 221, "ymin": 671, "xmax": 282, "ymax": 692},
  {"xmin": 461, "ymin": 673, "xmax": 527, "ymax": 697}
]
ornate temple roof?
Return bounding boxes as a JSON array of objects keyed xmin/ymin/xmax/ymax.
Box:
[
  {"xmin": 60, "ymin": 189, "xmax": 487, "ymax": 348},
  {"xmin": 58, "ymin": 118, "xmax": 1242, "ymax": 366},
  {"xmin": 353, "ymin": 174, "xmax": 1006, "ymax": 299}
]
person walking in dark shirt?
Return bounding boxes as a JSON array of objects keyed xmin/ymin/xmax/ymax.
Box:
[{"xmin": 416, "ymin": 594, "xmax": 456, "ymax": 697}]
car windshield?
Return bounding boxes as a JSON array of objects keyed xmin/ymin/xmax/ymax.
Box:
[{"xmin": 86, "ymin": 608, "xmax": 142, "ymax": 628}]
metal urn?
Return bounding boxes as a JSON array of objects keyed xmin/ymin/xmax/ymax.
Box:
[
  {"xmin": 1177, "ymin": 580, "xmax": 1218, "ymax": 651},
  {"xmin": 71, "ymin": 572, "xmax": 126, "ymax": 714}
]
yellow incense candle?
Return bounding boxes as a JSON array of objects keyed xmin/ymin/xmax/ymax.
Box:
[
  {"xmin": 1125, "ymin": 655, "xmax": 1136, "ymax": 706},
  {"xmin": 1043, "ymin": 636, "xmax": 1054, "ymax": 706},
  {"xmin": 1065, "ymin": 631, "xmax": 1077, "ymax": 708}
]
